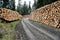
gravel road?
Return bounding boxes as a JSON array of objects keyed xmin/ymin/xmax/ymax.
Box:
[
  {"xmin": 14, "ymin": 18, "xmax": 60, "ymax": 40},
  {"xmin": 14, "ymin": 21, "xmax": 30, "ymax": 40}
]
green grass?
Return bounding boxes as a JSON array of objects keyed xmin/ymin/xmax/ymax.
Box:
[{"xmin": 0, "ymin": 20, "xmax": 20, "ymax": 40}]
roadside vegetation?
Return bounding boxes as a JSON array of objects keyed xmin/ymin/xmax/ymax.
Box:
[{"xmin": 0, "ymin": 20, "xmax": 20, "ymax": 40}]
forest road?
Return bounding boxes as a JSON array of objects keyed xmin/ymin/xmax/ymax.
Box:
[{"xmin": 14, "ymin": 18, "xmax": 60, "ymax": 40}]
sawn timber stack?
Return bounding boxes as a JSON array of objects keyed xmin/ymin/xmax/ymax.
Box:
[
  {"xmin": 0, "ymin": 8, "xmax": 22, "ymax": 21},
  {"xmin": 29, "ymin": 1, "xmax": 60, "ymax": 28}
]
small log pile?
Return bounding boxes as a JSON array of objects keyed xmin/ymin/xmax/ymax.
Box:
[
  {"xmin": 29, "ymin": 1, "xmax": 60, "ymax": 28},
  {"xmin": 0, "ymin": 8, "xmax": 22, "ymax": 21}
]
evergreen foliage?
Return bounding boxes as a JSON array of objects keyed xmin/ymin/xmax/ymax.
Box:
[
  {"xmin": 28, "ymin": 1, "xmax": 31, "ymax": 14},
  {"xmin": 33, "ymin": 0, "xmax": 57, "ymax": 9},
  {"xmin": 17, "ymin": 0, "xmax": 32, "ymax": 15},
  {"xmin": 21, "ymin": 1, "xmax": 29, "ymax": 15},
  {"xmin": 3, "ymin": 0, "xmax": 15, "ymax": 10}
]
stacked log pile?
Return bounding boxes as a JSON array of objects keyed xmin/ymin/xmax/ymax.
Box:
[
  {"xmin": 29, "ymin": 1, "xmax": 60, "ymax": 28},
  {"xmin": 0, "ymin": 8, "xmax": 22, "ymax": 21}
]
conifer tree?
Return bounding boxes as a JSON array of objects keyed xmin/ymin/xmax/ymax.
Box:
[
  {"xmin": 17, "ymin": 0, "xmax": 21, "ymax": 13},
  {"xmin": 33, "ymin": 0, "xmax": 37, "ymax": 10},
  {"xmin": 28, "ymin": 1, "xmax": 31, "ymax": 14},
  {"xmin": 21, "ymin": 1, "xmax": 29, "ymax": 15},
  {"xmin": 33, "ymin": 0, "xmax": 57, "ymax": 10}
]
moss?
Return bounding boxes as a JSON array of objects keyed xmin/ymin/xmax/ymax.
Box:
[{"xmin": 0, "ymin": 20, "xmax": 20, "ymax": 40}]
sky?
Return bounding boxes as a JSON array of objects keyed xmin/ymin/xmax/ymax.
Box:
[{"xmin": 15, "ymin": 0, "xmax": 34, "ymax": 8}]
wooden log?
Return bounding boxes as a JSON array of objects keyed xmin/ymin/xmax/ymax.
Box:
[{"xmin": 29, "ymin": 1, "xmax": 60, "ymax": 28}]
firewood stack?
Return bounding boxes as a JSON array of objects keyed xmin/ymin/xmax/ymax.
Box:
[
  {"xmin": 29, "ymin": 1, "xmax": 60, "ymax": 28},
  {"xmin": 0, "ymin": 8, "xmax": 22, "ymax": 21}
]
